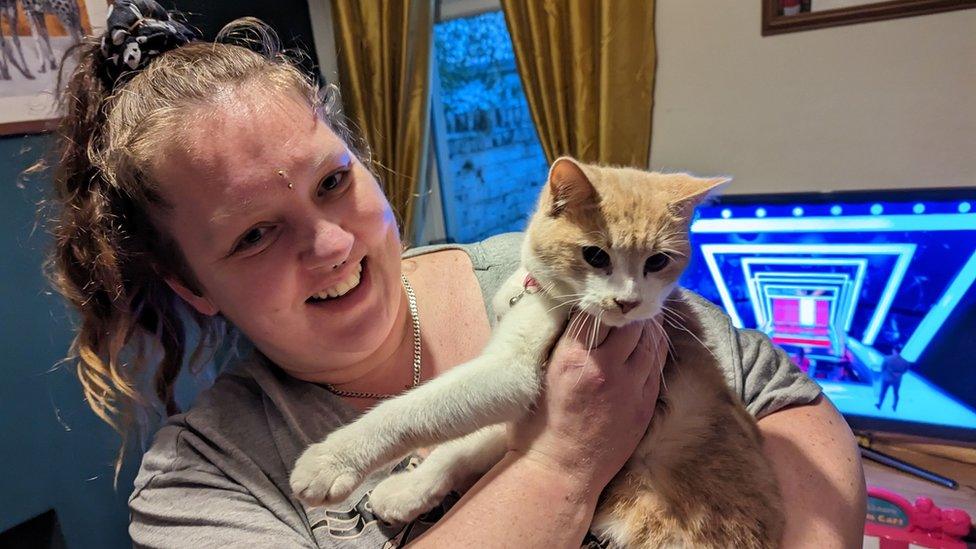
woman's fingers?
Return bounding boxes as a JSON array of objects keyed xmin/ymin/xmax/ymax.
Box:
[
  {"xmin": 523, "ymin": 314, "xmax": 669, "ymax": 491},
  {"xmin": 592, "ymin": 321, "xmax": 643, "ymax": 365},
  {"xmin": 628, "ymin": 320, "xmax": 666, "ymax": 364},
  {"xmin": 554, "ymin": 311, "xmax": 646, "ymax": 366},
  {"xmin": 627, "ymin": 320, "xmax": 667, "ymax": 390},
  {"xmin": 563, "ymin": 311, "xmax": 612, "ymax": 349}
]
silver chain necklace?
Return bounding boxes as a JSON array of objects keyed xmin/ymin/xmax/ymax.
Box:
[{"xmin": 323, "ymin": 274, "xmax": 422, "ymax": 400}]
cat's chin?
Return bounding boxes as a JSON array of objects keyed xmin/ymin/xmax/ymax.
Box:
[
  {"xmin": 596, "ymin": 311, "xmax": 658, "ymax": 328},
  {"xmin": 601, "ymin": 315, "xmax": 632, "ymax": 328}
]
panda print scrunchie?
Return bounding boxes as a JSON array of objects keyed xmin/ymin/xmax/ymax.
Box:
[{"xmin": 99, "ymin": 0, "xmax": 198, "ymax": 88}]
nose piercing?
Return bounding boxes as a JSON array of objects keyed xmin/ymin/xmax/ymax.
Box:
[{"xmin": 331, "ymin": 260, "xmax": 347, "ymax": 270}]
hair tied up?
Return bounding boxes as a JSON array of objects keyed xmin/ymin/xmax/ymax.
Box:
[{"xmin": 99, "ymin": 0, "xmax": 199, "ymax": 89}]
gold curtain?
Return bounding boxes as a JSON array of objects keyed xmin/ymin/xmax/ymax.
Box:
[
  {"xmin": 330, "ymin": 0, "xmax": 434, "ymax": 241},
  {"xmin": 500, "ymin": 0, "xmax": 656, "ymax": 167}
]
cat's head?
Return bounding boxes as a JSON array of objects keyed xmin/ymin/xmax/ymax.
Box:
[{"xmin": 524, "ymin": 157, "xmax": 727, "ymax": 327}]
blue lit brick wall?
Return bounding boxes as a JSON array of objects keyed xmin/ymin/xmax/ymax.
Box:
[
  {"xmin": 435, "ymin": 11, "xmax": 548, "ymax": 243},
  {"xmin": 445, "ymin": 107, "xmax": 547, "ymax": 241}
]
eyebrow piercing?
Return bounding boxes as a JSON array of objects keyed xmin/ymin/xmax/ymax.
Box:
[{"xmin": 276, "ymin": 169, "xmax": 293, "ymax": 189}]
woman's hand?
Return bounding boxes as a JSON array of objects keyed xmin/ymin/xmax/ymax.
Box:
[{"xmin": 507, "ymin": 314, "xmax": 667, "ymax": 493}]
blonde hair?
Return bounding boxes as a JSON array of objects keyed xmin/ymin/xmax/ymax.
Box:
[{"xmin": 43, "ymin": 19, "xmax": 365, "ymax": 473}]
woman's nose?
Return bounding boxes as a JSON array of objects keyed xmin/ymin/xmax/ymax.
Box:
[{"xmin": 300, "ymin": 220, "xmax": 354, "ymax": 271}]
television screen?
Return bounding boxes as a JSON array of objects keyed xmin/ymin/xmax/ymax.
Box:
[{"xmin": 681, "ymin": 188, "xmax": 976, "ymax": 442}]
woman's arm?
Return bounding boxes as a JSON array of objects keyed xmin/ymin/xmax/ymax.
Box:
[
  {"xmin": 411, "ymin": 451, "xmax": 599, "ymax": 548},
  {"xmin": 758, "ymin": 395, "xmax": 867, "ymax": 548}
]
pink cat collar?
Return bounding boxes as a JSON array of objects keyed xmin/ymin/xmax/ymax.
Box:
[{"xmin": 509, "ymin": 273, "xmax": 543, "ymax": 307}]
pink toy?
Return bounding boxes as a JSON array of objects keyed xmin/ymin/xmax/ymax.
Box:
[
  {"xmin": 940, "ymin": 509, "xmax": 971, "ymax": 539},
  {"xmin": 913, "ymin": 497, "xmax": 943, "ymax": 532},
  {"xmin": 863, "ymin": 487, "xmax": 971, "ymax": 549}
]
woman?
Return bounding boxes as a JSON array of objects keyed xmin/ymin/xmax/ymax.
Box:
[{"xmin": 48, "ymin": 3, "xmax": 865, "ymax": 547}]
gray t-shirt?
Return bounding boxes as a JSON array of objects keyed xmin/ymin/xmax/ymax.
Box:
[{"xmin": 129, "ymin": 232, "xmax": 822, "ymax": 548}]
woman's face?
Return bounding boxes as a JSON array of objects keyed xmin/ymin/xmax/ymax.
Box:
[{"xmin": 153, "ymin": 87, "xmax": 402, "ymax": 378}]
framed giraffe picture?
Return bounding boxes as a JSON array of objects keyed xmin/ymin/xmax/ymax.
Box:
[{"xmin": 0, "ymin": 0, "xmax": 108, "ymax": 135}]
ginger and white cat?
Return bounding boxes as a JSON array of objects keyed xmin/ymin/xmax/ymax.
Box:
[{"xmin": 290, "ymin": 158, "xmax": 784, "ymax": 548}]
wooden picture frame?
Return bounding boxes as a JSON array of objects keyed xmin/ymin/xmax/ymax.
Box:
[
  {"xmin": 0, "ymin": 0, "xmax": 109, "ymax": 136},
  {"xmin": 762, "ymin": 0, "xmax": 976, "ymax": 36}
]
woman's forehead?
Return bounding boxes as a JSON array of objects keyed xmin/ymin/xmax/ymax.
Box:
[
  {"xmin": 152, "ymin": 91, "xmax": 347, "ymax": 224},
  {"xmin": 173, "ymin": 89, "xmax": 340, "ymax": 185}
]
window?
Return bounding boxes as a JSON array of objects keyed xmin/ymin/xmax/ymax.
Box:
[{"xmin": 430, "ymin": 8, "xmax": 548, "ymax": 244}]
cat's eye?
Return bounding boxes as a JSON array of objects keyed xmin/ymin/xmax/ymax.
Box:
[
  {"xmin": 644, "ymin": 253, "xmax": 670, "ymax": 274},
  {"xmin": 582, "ymin": 246, "xmax": 611, "ymax": 269}
]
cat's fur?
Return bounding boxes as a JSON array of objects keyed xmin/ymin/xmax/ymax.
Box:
[{"xmin": 290, "ymin": 158, "xmax": 784, "ymax": 548}]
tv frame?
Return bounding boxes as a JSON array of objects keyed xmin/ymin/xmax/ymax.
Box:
[{"xmin": 699, "ymin": 186, "xmax": 976, "ymax": 444}]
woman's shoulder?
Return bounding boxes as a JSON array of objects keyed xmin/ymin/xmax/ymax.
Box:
[
  {"xmin": 469, "ymin": 231, "xmax": 525, "ymax": 269},
  {"xmin": 133, "ymin": 367, "xmax": 274, "ymax": 480},
  {"xmin": 405, "ymin": 231, "xmax": 524, "ymax": 269},
  {"xmin": 405, "ymin": 232, "xmax": 525, "ymax": 317},
  {"xmin": 133, "ymin": 354, "xmax": 352, "ymax": 499},
  {"xmin": 672, "ymin": 289, "xmax": 822, "ymax": 417},
  {"xmin": 128, "ymin": 364, "xmax": 321, "ymax": 545}
]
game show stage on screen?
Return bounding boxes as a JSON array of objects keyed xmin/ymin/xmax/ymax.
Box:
[{"xmin": 681, "ymin": 189, "xmax": 976, "ymax": 440}]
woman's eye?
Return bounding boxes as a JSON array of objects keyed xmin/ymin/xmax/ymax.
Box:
[
  {"xmin": 644, "ymin": 253, "xmax": 670, "ymax": 274},
  {"xmin": 233, "ymin": 226, "xmax": 272, "ymax": 253},
  {"xmin": 316, "ymin": 171, "xmax": 346, "ymax": 197},
  {"xmin": 582, "ymin": 246, "xmax": 611, "ymax": 269}
]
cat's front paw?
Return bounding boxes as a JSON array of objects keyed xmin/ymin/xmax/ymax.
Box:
[
  {"xmin": 290, "ymin": 440, "xmax": 364, "ymax": 506},
  {"xmin": 370, "ymin": 470, "xmax": 448, "ymax": 524}
]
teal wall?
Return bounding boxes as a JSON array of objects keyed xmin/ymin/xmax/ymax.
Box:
[
  {"xmin": 0, "ymin": 134, "xmax": 137, "ymax": 546},
  {"xmin": 0, "ymin": 3, "xmax": 321, "ymax": 546}
]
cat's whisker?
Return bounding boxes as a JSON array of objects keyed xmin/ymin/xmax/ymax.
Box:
[
  {"xmin": 549, "ymin": 292, "xmax": 588, "ymax": 299},
  {"xmin": 589, "ymin": 311, "xmax": 604, "ymax": 357},
  {"xmin": 648, "ymin": 319, "xmax": 670, "ymax": 393},
  {"xmin": 549, "ymin": 297, "xmax": 587, "ymax": 308},
  {"xmin": 655, "ymin": 247, "xmax": 687, "ymax": 261},
  {"xmin": 570, "ymin": 310, "xmax": 601, "ymax": 389},
  {"xmin": 583, "ymin": 317, "xmax": 592, "ymax": 357},
  {"xmin": 661, "ymin": 304, "xmax": 686, "ymax": 321},
  {"xmin": 663, "ymin": 315, "xmax": 720, "ymax": 362},
  {"xmin": 653, "ymin": 314, "xmax": 679, "ymax": 360},
  {"xmin": 661, "ymin": 308, "xmax": 683, "ymax": 321},
  {"xmin": 659, "ymin": 247, "xmax": 686, "ymax": 255},
  {"xmin": 660, "ymin": 309, "xmax": 682, "ymax": 326},
  {"xmin": 574, "ymin": 311, "xmax": 592, "ymax": 341},
  {"xmin": 565, "ymin": 312, "xmax": 581, "ymax": 341},
  {"xmin": 576, "ymin": 310, "xmax": 604, "ymax": 390},
  {"xmin": 661, "ymin": 310, "xmax": 690, "ymax": 335},
  {"xmin": 568, "ymin": 311, "xmax": 589, "ymax": 343},
  {"xmin": 548, "ymin": 298, "xmax": 581, "ymax": 314},
  {"xmin": 662, "ymin": 314, "xmax": 684, "ymax": 330}
]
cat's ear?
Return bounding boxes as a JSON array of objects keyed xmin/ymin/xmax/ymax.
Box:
[
  {"xmin": 668, "ymin": 175, "xmax": 730, "ymax": 219},
  {"xmin": 547, "ymin": 156, "xmax": 596, "ymax": 217}
]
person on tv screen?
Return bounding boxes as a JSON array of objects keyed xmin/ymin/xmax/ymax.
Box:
[{"xmin": 876, "ymin": 345, "xmax": 912, "ymax": 412}]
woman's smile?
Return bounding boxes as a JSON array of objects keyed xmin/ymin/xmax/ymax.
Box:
[
  {"xmin": 305, "ymin": 256, "xmax": 373, "ymax": 314},
  {"xmin": 308, "ymin": 259, "xmax": 363, "ymax": 301}
]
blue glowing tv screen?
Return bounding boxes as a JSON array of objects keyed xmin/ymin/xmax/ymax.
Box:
[{"xmin": 681, "ymin": 188, "xmax": 976, "ymax": 442}]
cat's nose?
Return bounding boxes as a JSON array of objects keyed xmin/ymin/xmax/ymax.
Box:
[{"xmin": 614, "ymin": 299, "xmax": 641, "ymax": 314}]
